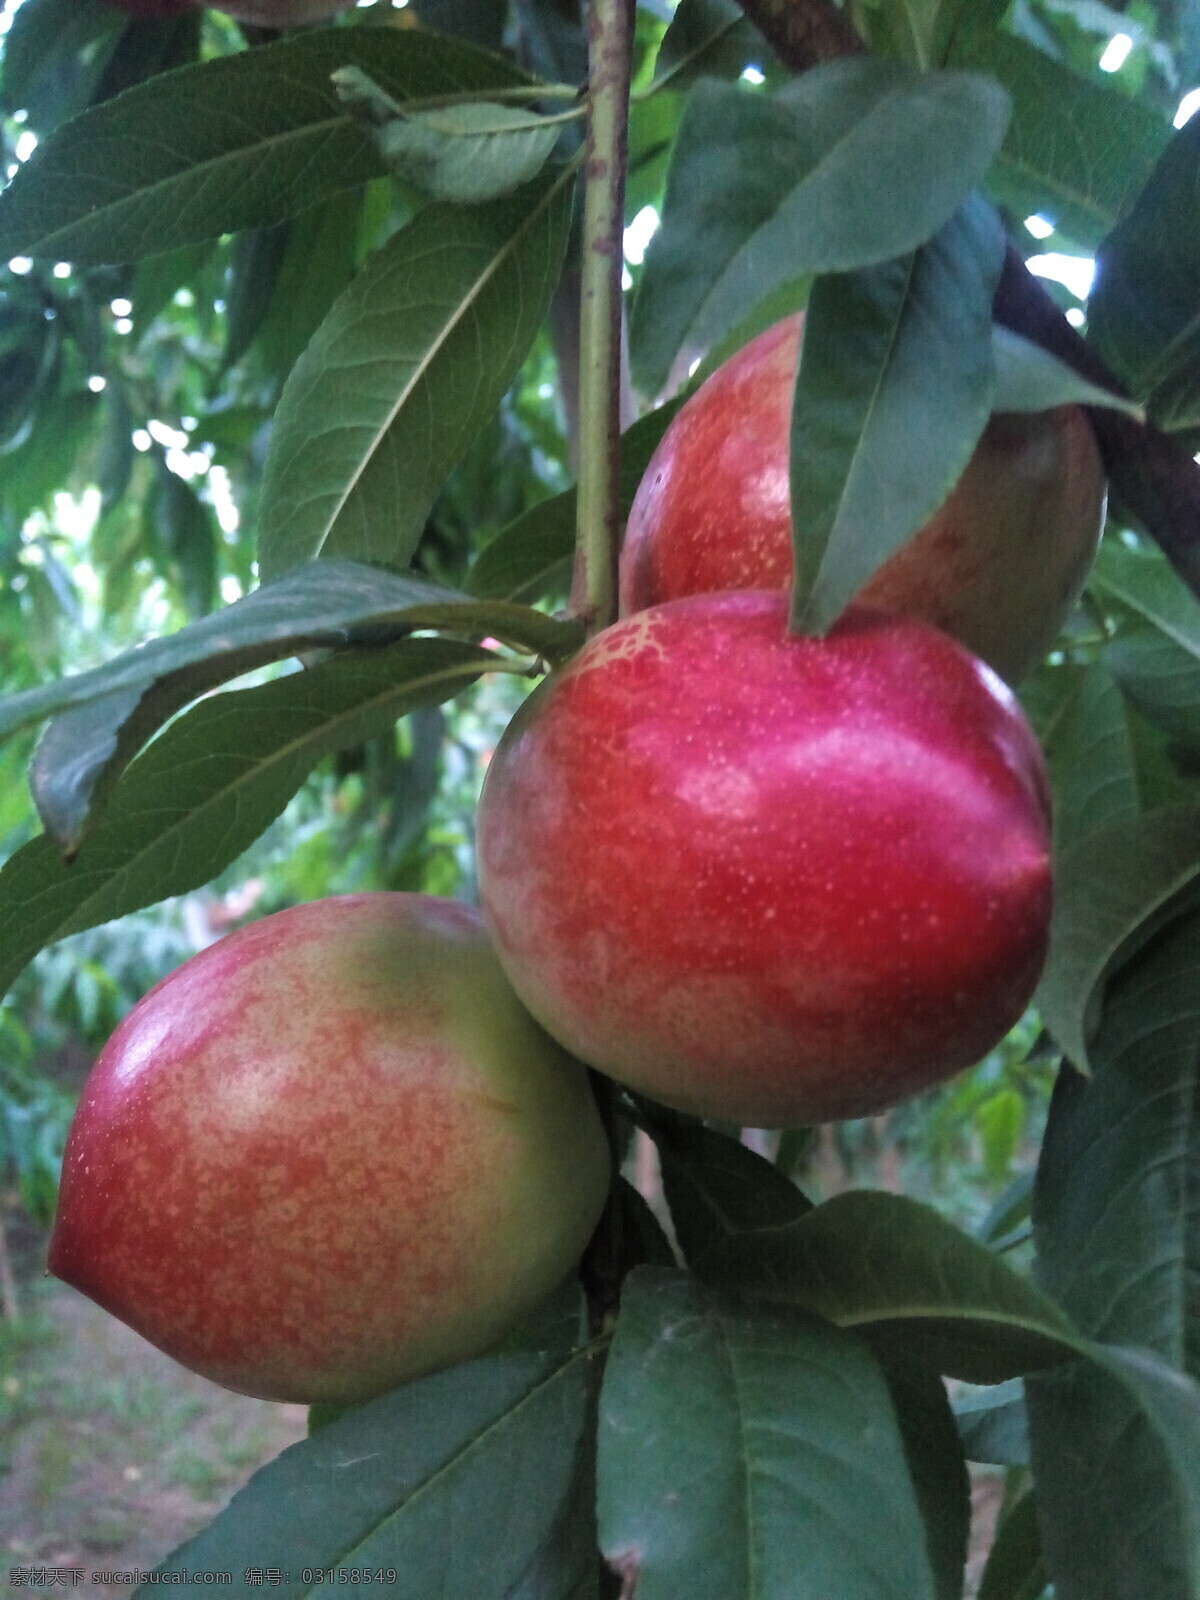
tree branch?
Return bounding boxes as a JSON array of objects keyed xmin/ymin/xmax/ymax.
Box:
[
  {"xmin": 990, "ymin": 247, "xmax": 1200, "ymax": 591},
  {"xmin": 570, "ymin": 0, "xmax": 636, "ymax": 637}
]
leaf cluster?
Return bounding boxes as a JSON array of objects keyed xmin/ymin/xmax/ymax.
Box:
[
  {"xmin": 0, "ymin": 1, "xmax": 1198, "ymax": 1595},
  {"xmin": 132, "ymin": 1100, "xmax": 1200, "ymax": 1600}
]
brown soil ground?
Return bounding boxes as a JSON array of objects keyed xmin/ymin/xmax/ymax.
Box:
[{"xmin": 1, "ymin": 1269, "xmax": 307, "ymax": 1593}]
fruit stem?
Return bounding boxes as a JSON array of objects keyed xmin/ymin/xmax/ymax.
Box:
[{"xmin": 571, "ymin": 0, "xmax": 635, "ymax": 637}]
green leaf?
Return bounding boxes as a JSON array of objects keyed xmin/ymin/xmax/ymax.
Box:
[
  {"xmin": 881, "ymin": 1360, "xmax": 971, "ymax": 1600},
  {"xmin": 0, "ymin": 557, "xmax": 576, "ymax": 744},
  {"xmin": 506, "ymin": 1425, "xmax": 601, "ymax": 1600},
  {"xmin": 1035, "ymin": 915, "xmax": 1200, "ymax": 1373},
  {"xmin": 1089, "ymin": 115, "xmax": 1200, "ymax": 402},
  {"xmin": 0, "ymin": 390, "xmax": 100, "ymax": 529},
  {"xmin": 95, "ymin": 388, "xmax": 136, "ymax": 515},
  {"xmin": 1030, "ymin": 1343, "xmax": 1200, "ymax": 1600},
  {"xmin": 151, "ymin": 467, "xmax": 216, "ymax": 620},
  {"xmin": 248, "ymin": 190, "xmax": 363, "ymax": 384},
  {"xmin": 336, "ymin": 68, "xmax": 564, "ymax": 202},
  {"xmin": 953, "ymin": 1380, "xmax": 1029, "ymax": 1467},
  {"xmin": 652, "ymin": 0, "xmax": 773, "ymax": 93},
  {"xmin": 1034, "ymin": 658, "xmax": 1139, "ymax": 859},
  {"xmin": 856, "ymin": 0, "xmax": 943, "ymax": 68},
  {"xmin": 1123, "ymin": 698, "xmax": 1196, "ymax": 818},
  {"xmin": 610, "ymin": 1173, "xmax": 679, "ymax": 1273},
  {"xmin": 466, "ymin": 395, "xmax": 684, "ymax": 602},
  {"xmin": 1091, "ymin": 535, "xmax": 1200, "ymax": 660},
  {"xmin": 0, "ymin": 29, "xmax": 532, "ymax": 264},
  {"xmin": 1034, "ymin": 804, "xmax": 1200, "ymax": 1072},
  {"xmin": 0, "ymin": 639, "xmax": 493, "ymax": 999},
  {"xmin": 625, "ymin": 87, "xmax": 677, "ymax": 223},
  {"xmin": 466, "ymin": 493, "xmax": 577, "ymax": 606},
  {"xmin": 789, "ymin": 194, "xmax": 1005, "ymax": 634},
  {"xmin": 702, "ymin": 1189, "xmax": 1078, "ymax": 1384},
  {"xmin": 945, "ymin": 19, "xmax": 1169, "ymax": 247},
  {"xmin": 597, "ymin": 1267, "xmax": 938, "ymax": 1600},
  {"xmin": 977, "ymin": 1487, "xmax": 1046, "ymax": 1600},
  {"xmin": 94, "ymin": 10, "xmax": 200, "ymax": 106},
  {"xmin": 631, "ymin": 60, "xmax": 1009, "ymax": 396},
  {"xmin": 221, "ymin": 222, "xmax": 293, "ymax": 374},
  {"xmin": 991, "ymin": 325, "xmax": 1142, "ymax": 417},
  {"xmin": 144, "ymin": 1347, "xmax": 595, "ymax": 1594},
  {"xmin": 10, "ymin": 561, "xmax": 575, "ymax": 855},
  {"xmin": 978, "ymin": 1089, "xmax": 1025, "ymax": 1184},
  {"xmin": 257, "ymin": 167, "xmax": 575, "ymax": 582},
  {"xmin": 488, "ymin": 1277, "xmax": 587, "ymax": 1362},
  {"xmin": 635, "ymin": 1106, "xmax": 811, "ymax": 1269},
  {"xmin": 672, "ymin": 1181, "xmax": 1199, "ymax": 1539},
  {"xmin": 1105, "ymin": 624, "xmax": 1200, "ymax": 756},
  {"xmin": 0, "ymin": 0, "xmax": 124, "ymax": 124},
  {"xmin": 131, "ymin": 239, "xmax": 216, "ymax": 335},
  {"xmin": 1029, "ymin": 915, "xmax": 1200, "ymax": 1597},
  {"xmin": 977, "ymin": 1173, "xmax": 1035, "ymax": 1253},
  {"xmin": 1144, "ymin": 359, "xmax": 1200, "ymax": 436}
]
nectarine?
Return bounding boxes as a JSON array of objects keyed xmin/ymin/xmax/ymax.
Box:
[
  {"xmin": 620, "ymin": 314, "xmax": 1106, "ymax": 684},
  {"xmin": 477, "ymin": 592, "xmax": 1052, "ymax": 1127},
  {"xmin": 49, "ymin": 894, "xmax": 610, "ymax": 1403}
]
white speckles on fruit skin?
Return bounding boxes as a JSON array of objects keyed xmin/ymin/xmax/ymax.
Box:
[
  {"xmin": 476, "ymin": 593, "xmax": 1053, "ymax": 1127},
  {"xmin": 620, "ymin": 318, "xmax": 797, "ymax": 617},
  {"xmin": 48, "ymin": 895, "xmax": 611, "ymax": 1404},
  {"xmin": 676, "ymin": 762, "xmax": 760, "ymax": 820}
]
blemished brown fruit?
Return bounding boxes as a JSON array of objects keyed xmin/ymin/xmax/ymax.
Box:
[
  {"xmin": 49, "ymin": 894, "xmax": 611, "ymax": 1404},
  {"xmin": 477, "ymin": 591, "xmax": 1054, "ymax": 1128},
  {"xmin": 620, "ymin": 313, "xmax": 1107, "ymax": 684}
]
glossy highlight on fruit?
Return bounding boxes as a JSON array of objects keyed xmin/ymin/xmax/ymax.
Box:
[
  {"xmin": 49, "ymin": 894, "xmax": 611, "ymax": 1404},
  {"xmin": 477, "ymin": 592, "xmax": 1053, "ymax": 1128},
  {"xmin": 620, "ymin": 314, "xmax": 1107, "ymax": 684}
]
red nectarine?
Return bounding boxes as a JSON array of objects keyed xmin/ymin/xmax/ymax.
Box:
[
  {"xmin": 620, "ymin": 314, "xmax": 1106, "ymax": 684},
  {"xmin": 477, "ymin": 592, "xmax": 1052, "ymax": 1127}
]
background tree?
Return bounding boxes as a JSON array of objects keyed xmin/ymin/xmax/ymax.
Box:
[{"xmin": 1, "ymin": 0, "xmax": 1199, "ymax": 1596}]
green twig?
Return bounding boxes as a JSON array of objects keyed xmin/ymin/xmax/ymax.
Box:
[{"xmin": 571, "ymin": 0, "xmax": 636, "ymax": 638}]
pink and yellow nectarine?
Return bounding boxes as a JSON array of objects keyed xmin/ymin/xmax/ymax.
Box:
[
  {"xmin": 50, "ymin": 894, "xmax": 610, "ymax": 1404},
  {"xmin": 620, "ymin": 314, "xmax": 1106, "ymax": 684},
  {"xmin": 478, "ymin": 592, "xmax": 1053, "ymax": 1127}
]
